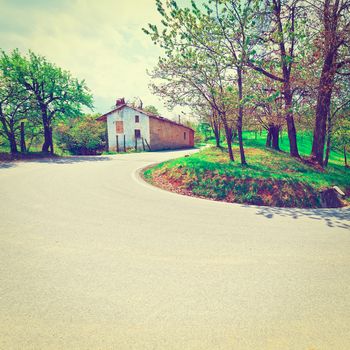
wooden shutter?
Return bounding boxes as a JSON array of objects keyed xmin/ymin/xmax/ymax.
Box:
[{"xmin": 116, "ymin": 121, "xmax": 124, "ymax": 134}]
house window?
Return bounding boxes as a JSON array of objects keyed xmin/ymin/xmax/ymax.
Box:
[
  {"xmin": 184, "ymin": 132, "xmax": 186, "ymax": 140},
  {"xmin": 135, "ymin": 129, "xmax": 141, "ymax": 138},
  {"xmin": 135, "ymin": 115, "xmax": 139, "ymax": 123}
]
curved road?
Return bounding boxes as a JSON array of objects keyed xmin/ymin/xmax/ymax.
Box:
[{"xmin": 1, "ymin": 149, "xmax": 350, "ymax": 350}]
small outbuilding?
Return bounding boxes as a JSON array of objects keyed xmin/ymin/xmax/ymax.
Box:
[{"xmin": 97, "ymin": 98, "xmax": 195, "ymax": 152}]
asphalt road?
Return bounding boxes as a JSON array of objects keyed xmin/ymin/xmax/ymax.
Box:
[{"xmin": 1, "ymin": 149, "xmax": 350, "ymax": 350}]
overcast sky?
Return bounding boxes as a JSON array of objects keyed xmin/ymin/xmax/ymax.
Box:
[{"xmin": 0, "ymin": 0, "xmax": 184, "ymax": 117}]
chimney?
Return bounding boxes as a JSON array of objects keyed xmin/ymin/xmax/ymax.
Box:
[{"xmin": 116, "ymin": 98, "xmax": 125, "ymax": 107}]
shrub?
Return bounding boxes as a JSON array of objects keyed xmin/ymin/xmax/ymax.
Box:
[{"xmin": 56, "ymin": 115, "xmax": 106, "ymax": 155}]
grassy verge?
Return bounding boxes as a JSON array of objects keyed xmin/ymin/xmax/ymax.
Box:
[{"xmin": 144, "ymin": 144, "xmax": 350, "ymax": 208}]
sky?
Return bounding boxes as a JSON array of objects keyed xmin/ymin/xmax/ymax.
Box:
[{"xmin": 0, "ymin": 0, "xmax": 185, "ymax": 118}]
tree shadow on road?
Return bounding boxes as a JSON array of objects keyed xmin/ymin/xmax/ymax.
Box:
[
  {"xmin": 0, "ymin": 155, "xmax": 112, "ymax": 168},
  {"xmin": 251, "ymin": 205, "xmax": 350, "ymax": 230},
  {"xmin": 30, "ymin": 155, "xmax": 113, "ymax": 165},
  {"xmin": 0, "ymin": 162, "xmax": 17, "ymax": 169}
]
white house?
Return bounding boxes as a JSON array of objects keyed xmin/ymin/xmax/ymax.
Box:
[{"xmin": 97, "ymin": 98, "xmax": 194, "ymax": 151}]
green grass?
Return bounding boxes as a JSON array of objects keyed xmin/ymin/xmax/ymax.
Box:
[
  {"xmin": 102, "ymin": 151, "xmax": 117, "ymax": 155},
  {"xmin": 0, "ymin": 136, "xmax": 70, "ymax": 156},
  {"xmin": 146, "ymin": 146, "xmax": 349, "ymax": 188},
  {"xmin": 0, "ymin": 146, "xmax": 71, "ymax": 158},
  {"xmin": 144, "ymin": 133, "xmax": 349, "ymax": 208},
  {"xmin": 242, "ymin": 130, "xmax": 345, "ymax": 165}
]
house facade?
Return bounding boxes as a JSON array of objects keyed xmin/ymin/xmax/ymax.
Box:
[{"xmin": 97, "ymin": 99, "xmax": 195, "ymax": 151}]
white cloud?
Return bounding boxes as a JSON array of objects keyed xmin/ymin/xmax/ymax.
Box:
[{"xmin": 0, "ymin": 0, "xmax": 184, "ymax": 117}]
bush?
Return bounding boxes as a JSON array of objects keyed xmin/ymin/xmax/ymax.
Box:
[{"xmin": 56, "ymin": 115, "xmax": 106, "ymax": 155}]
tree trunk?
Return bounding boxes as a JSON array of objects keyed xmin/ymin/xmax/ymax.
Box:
[
  {"xmin": 271, "ymin": 125, "xmax": 280, "ymax": 151},
  {"xmin": 237, "ymin": 121, "xmax": 246, "ymax": 165},
  {"xmin": 237, "ymin": 68, "xmax": 247, "ymax": 165},
  {"xmin": 311, "ymin": 1, "xmax": 339, "ymax": 167},
  {"xmin": 9, "ymin": 134, "xmax": 18, "ymax": 154},
  {"xmin": 223, "ymin": 118, "xmax": 234, "ymax": 162},
  {"xmin": 266, "ymin": 127, "xmax": 272, "ymax": 147},
  {"xmin": 284, "ymin": 89, "xmax": 299, "ymax": 157},
  {"xmin": 213, "ymin": 121, "xmax": 221, "ymax": 148},
  {"xmin": 324, "ymin": 112, "xmax": 332, "ymax": 167},
  {"xmin": 324, "ymin": 134, "xmax": 331, "ymax": 167},
  {"xmin": 231, "ymin": 130, "xmax": 237, "ymax": 144},
  {"xmin": 210, "ymin": 112, "xmax": 221, "ymax": 147},
  {"xmin": 49, "ymin": 126, "xmax": 54, "ymax": 154},
  {"xmin": 266, "ymin": 125, "xmax": 280, "ymax": 150},
  {"xmin": 20, "ymin": 122, "xmax": 26, "ymax": 153},
  {"xmin": 40, "ymin": 104, "xmax": 52, "ymax": 153},
  {"xmin": 345, "ymin": 146, "xmax": 348, "ymax": 168},
  {"xmin": 311, "ymin": 59, "xmax": 335, "ymax": 166},
  {"xmin": 274, "ymin": 1, "xmax": 299, "ymax": 158},
  {"xmin": 42, "ymin": 124, "xmax": 51, "ymax": 152},
  {"xmin": 214, "ymin": 129, "xmax": 221, "ymax": 147},
  {"xmin": 0, "ymin": 118, "xmax": 18, "ymax": 154}
]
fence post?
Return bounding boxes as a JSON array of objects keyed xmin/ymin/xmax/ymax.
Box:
[
  {"xmin": 116, "ymin": 135, "xmax": 119, "ymax": 153},
  {"xmin": 144, "ymin": 139, "xmax": 151, "ymax": 151},
  {"xmin": 123, "ymin": 134, "xmax": 126, "ymax": 152}
]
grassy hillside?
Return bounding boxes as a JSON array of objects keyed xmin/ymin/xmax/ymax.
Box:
[
  {"xmin": 144, "ymin": 134, "xmax": 350, "ymax": 208},
  {"xmin": 242, "ymin": 130, "xmax": 346, "ymax": 166}
]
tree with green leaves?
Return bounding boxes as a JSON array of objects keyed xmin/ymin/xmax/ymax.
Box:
[
  {"xmin": 243, "ymin": 0, "xmax": 312, "ymax": 158},
  {"xmin": 56, "ymin": 114, "xmax": 106, "ymax": 155},
  {"xmin": 0, "ymin": 50, "xmax": 93, "ymax": 154},
  {"xmin": 143, "ymin": 105, "xmax": 160, "ymax": 115},
  {"xmin": 246, "ymin": 74, "xmax": 285, "ymax": 151},
  {"xmin": 0, "ymin": 74, "xmax": 33, "ymax": 154},
  {"xmin": 309, "ymin": 0, "xmax": 350, "ymax": 166},
  {"xmin": 205, "ymin": 0, "xmax": 264, "ymax": 162},
  {"xmin": 145, "ymin": 0, "xmax": 313, "ymax": 163},
  {"xmin": 149, "ymin": 51, "xmax": 237, "ymax": 161},
  {"xmin": 144, "ymin": 0, "xmax": 247, "ymax": 163},
  {"xmin": 192, "ymin": 101, "xmax": 222, "ymax": 147},
  {"xmin": 323, "ymin": 76, "xmax": 350, "ymax": 166}
]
